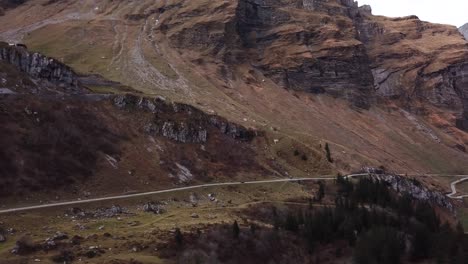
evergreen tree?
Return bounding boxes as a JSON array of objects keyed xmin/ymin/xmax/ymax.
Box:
[
  {"xmin": 285, "ymin": 210, "xmax": 299, "ymax": 232},
  {"xmin": 410, "ymin": 223, "xmax": 432, "ymax": 260},
  {"xmin": 233, "ymin": 220, "xmax": 240, "ymax": 239},
  {"xmin": 325, "ymin": 143, "xmax": 333, "ymax": 162},
  {"xmin": 354, "ymin": 227, "xmax": 404, "ymax": 264},
  {"xmin": 317, "ymin": 181, "xmax": 325, "ymax": 202},
  {"xmin": 250, "ymin": 223, "xmax": 257, "ymax": 235},
  {"xmin": 174, "ymin": 228, "xmax": 183, "ymax": 247}
]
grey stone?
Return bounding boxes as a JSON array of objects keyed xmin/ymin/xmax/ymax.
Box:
[
  {"xmin": 191, "ymin": 213, "xmax": 199, "ymax": 218},
  {"xmin": 143, "ymin": 202, "xmax": 165, "ymax": 214},
  {"xmin": 459, "ymin": 23, "xmax": 468, "ymax": 40},
  {"xmin": 373, "ymin": 174, "xmax": 454, "ymax": 212},
  {"xmin": 0, "ymin": 43, "xmax": 79, "ymax": 88}
]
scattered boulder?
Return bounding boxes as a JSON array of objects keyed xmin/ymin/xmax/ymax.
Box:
[
  {"xmin": 109, "ymin": 205, "xmax": 123, "ymax": 215},
  {"xmin": 189, "ymin": 193, "xmax": 199, "ymax": 205},
  {"xmin": 74, "ymin": 224, "xmax": 88, "ymax": 230},
  {"xmin": 208, "ymin": 193, "xmax": 216, "ymax": 202},
  {"xmin": 51, "ymin": 231, "xmax": 68, "ymax": 241},
  {"xmin": 43, "ymin": 239, "xmax": 57, "ymax": 251},
  {"xmin": 11, "ymin": 237, "xmax": 37, "ymax": 255},
  {"xmin": 85, "ymin": 249, "xmax": 98, "ymax": 258},
  {"xmin": 191, "ymin": 213, "xmax": 199, "ymax": 218},
  {"xmin": 67, "ymin": 207, "xmax": 85, "ymax": 218},
  {"xmin": 93, "ymin": 205, "xmax": 125, "ymax": 218},
  {"xmin": 127, "ymin": 221, "xmax": 140, "ymax": 227},
  {"xmin": 68, "ymin": 205, "xmax": 126, "ymax": 219},
  {"xmin": 70, "ymin": 235, "xmax": 83, "ymax": 245},
  {"xmin": 143, "ymin": 202, "xmax": 164, "ymax": 214},
  {"xmin": 51, "ymin": 250, "xmax": 75, "ymax": 263},
  {"xmin": 84, "ymin": 246, "xmax": 105, "ymax": 259}
]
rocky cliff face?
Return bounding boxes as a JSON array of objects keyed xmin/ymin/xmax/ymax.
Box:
[
  {"xmin": 159, "ymin": 0, "xmax": 468, "ymax": 125},
  {"xmin": 1, "ymin": 0, "xmax": 468, "ymax": 176},
  {"xmin": 114, "ymin": 95, "xmax": 257, "ymax": 143},
  {"xmin": 162, "ymin": 0, "xmax": 375, "ymax": 108},
  {"xmin": 459, "ymin": 23, "xmax": 468, "ymax": 40},
  {"xmin": 0, "ymin": 42, "xmax": 79, "ymax": 90},
  {"xmin": 348, "ymin": 8, "xmax": 468, "ymax": 130}
]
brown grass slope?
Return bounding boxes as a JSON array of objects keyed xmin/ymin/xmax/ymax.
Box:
[
  {"xmin": 0, "ymin": 0, "xmax": 467, "ymax": 184},
  {"xmin": 1, "ymin": 93, "xmax": 305, "ymax": 200}
]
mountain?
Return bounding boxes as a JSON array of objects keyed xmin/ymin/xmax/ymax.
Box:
[
  {"xmin": 459, "ymin": 22, "xmax": 468, "ymax": 40},
  {"xmin": 2, "ymin": 1, "xmax": 468, "ymax": 264},
  {"xmin": 0, "ymin": 0, "xmax": 468, "ymax": 196}
]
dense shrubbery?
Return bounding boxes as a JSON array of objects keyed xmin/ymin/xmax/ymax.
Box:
[
  {"xmin": 272, "ymin": 176, "xmax": 467, "ymax": 263},
  {"xmin": 0, "ymin": 99, "xmax": 123, "ymax": 195}
]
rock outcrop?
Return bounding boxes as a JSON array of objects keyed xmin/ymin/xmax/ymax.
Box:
[
  {"xmin": 114, "ymin": 94, "xmax": 257, "ymax": 143},
  {"xmin": 351, "ymin": 8, "xmax": 468, "ymax": 130},
  {"xmin": 143, "ymin": 202, "xmax": 165, "ymax": 214},
  {"xmin": 157, "ymin": 0, "xmax": 468, "ymax": 126},
  {"xmin": 0, "ymin": 42, "xmax": 79, "ymax": 89},
  {"xmin": 161, "ymin": 0, "xmax": 375, "ymax": 108},
  {"xmin": 459, "ymin": 23, "xmax": 468, "ymax": 40},
  {"xmin": 374, "ymin": 174, "xmax": 454, "ymax": 213}
]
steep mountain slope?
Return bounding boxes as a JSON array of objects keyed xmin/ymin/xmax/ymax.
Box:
[
  {"xmin": 1, "ymin": 43, "xmax": 317, "ymax": 199},
  {"xmin": 1, "ymin": 0, "xmax": 468, "ymax": 199},
  {"xmin": 357, "ymin": 11, "xmax": 468, "ymax": 130}
]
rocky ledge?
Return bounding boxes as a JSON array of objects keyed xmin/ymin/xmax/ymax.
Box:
[
  {"xmin": 113, "ymin": 94, "xmax": 258, "ymax": 143},
  {"xmin": 0, "ymin": 42, "xmax": 79, "ymax": 89},
  {"xmin": 155, "ymin": 0, "xmax": 468, "ymax": 126},
  {"xmin": 159, "ymin": 0, "xmax": 375, "ymax": 108},
  {"xmin": 374, "ymin": 174, "xmax": 454, "ymax": 213}
]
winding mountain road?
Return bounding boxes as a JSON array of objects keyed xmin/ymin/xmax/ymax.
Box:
[
  {"xmin": 447, "ymin": 177, "xmax": 468, "ymax": 200},
  {"xmin": 1, "ymin": 173, "xmax": 467, "ymax": 214},
  {"xmin": 0, "ymin": 176, "xmax": 364, "ymax": 214}
]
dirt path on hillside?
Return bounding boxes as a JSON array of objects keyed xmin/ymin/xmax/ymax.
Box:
[
  {"xmin": 109, "ymin": 21, "xmax": 128, "ymax": 71},
  {"xmin": 0, "ymin": 11, "xmax": 95, "ymax": 43},
  {"xmin": 447, "ymin": 177, "xmax": 468, "ymax": 199}
]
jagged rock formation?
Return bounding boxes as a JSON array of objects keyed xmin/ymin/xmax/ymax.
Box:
[
  {"xmin": 114, "ymin": 95, "xmax": 257, "ymax": 143},
  {"xmin": 158, "ymin": 0, "xmax": 468, "ymax": 126},
  {"xmin": 163, "ymin": 0, "xmax": 375, "ymax": 108},
  {"xmin": 374, "ymin": 174, "xmax": 454, "ymax": 212},
  {"xmin": 459, "ymin": 23, "xmax": 468, "ymax": 40},
  {"xmin": 0, "ymin": 42, "xmax": 79, "ymax": 89},
  {"xmin": 143, "ymin": 202, "xmax": 165, "ymax": 214},
  {"xmin": 354, "ymin": 11, "xmax": 468, "ymax": 130}
]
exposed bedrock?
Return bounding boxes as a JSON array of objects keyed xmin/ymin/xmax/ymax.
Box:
[
  {"xmin": 0, "ymin": 42, "xmax": 78, "ymax": 88},
  {"xmin": 113, "ymin": 95, "xmax": 258, "ymax": 143}
]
